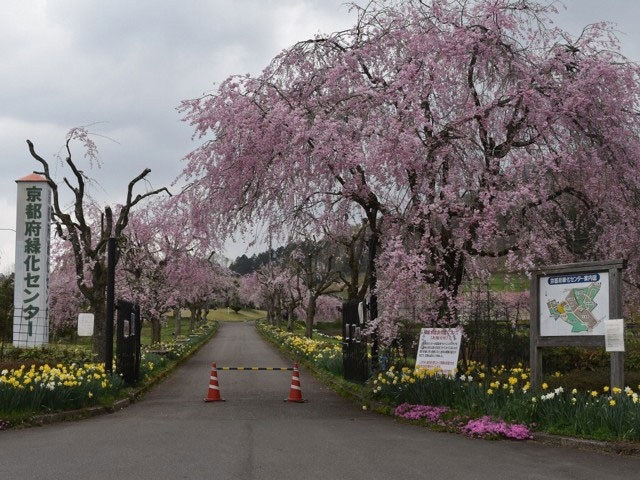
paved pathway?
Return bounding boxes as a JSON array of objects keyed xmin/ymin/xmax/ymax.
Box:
[{"xmin": 1, "ymin": 321, "xmax": 639, "ymax": 479}]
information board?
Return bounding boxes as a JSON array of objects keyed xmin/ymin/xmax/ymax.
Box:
[
  {"xmin": 539, "ymin": 271, "xmax": 609, "ymax": 336},
  {"xmin": 415, "ymin": 328, "xmax": 462, "ymax": 376},
  {"xmin": 530, "ymin": 260, "xmax": 626, "ymax": 389}
]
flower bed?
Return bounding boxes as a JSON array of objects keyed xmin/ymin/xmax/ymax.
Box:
[
  {"xmin": 258, "ymin": 322, "xmax": 640, "ymax": 444},
  {"xmin": 373, "ymin": 363, "xmax": 640, "ymax": 443},
  {"xmin": 258, "ymin": 322, "xmax": 343, "ymax": 375},
  {"xmin": 0, "ymin": 320, "xmax": 219, "ymax": 428},
  {"xmin": 0, "ymin": 363, "xmax": 122, "ymax": 413}
]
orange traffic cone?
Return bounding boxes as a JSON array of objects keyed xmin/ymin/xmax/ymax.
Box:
[
  {"xmin": 204, "ymin": 362, "xmax": 225, "ymax": 402},
  {"xmin": 284, "ymin": 362, "xmax": 307, "ymax": 403}
]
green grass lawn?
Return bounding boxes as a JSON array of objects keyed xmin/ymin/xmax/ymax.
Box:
[
  {"xmin": 206, "ymin": 308, "xmax": 266, "ymax": 322},
  {"xmin": 463, "ymin": 271, "xmax": 528, "ymax": 293},
  {"xmin": 16, "ymin": 308, "xmax": 268, "ymax": 353},
  {"xmin": 141, "ymin": 308, "xmax": 266, "ymax": 345},
  {"xmin": 314, "ymin": 321, "xmax": 342, "ymax": 337},
  {"xmin": 283, "ymin": 321, "xmax": 343, "ymax": 344},
  {"xmin": 167, "ymin": 307, "xmax": 266, "ymax": 322}
]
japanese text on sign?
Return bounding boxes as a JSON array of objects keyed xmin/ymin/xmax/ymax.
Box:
[
  {"xmin": 22, "ymin": 186, "xmax": 43, "ymax": 323},
  {"xmin": 547, "ymin": 273, "xmax": 600, "ymax": 285},
  {"xmin": 415, "ymin": 328, "xmax": 463, "ymax": 376}
]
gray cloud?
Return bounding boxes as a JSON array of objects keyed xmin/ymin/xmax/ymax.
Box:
[{"xmin": 0, "ymin": 0, "xmax": 357, "ymax": 270}]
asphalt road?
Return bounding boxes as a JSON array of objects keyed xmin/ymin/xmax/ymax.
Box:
[{"xmin": 1, "ymin": 321, "xmax": 639, "ymax": 479}]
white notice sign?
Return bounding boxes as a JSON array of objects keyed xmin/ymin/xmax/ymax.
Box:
[
  {"xmin": 415, "ymin": 328, "xmax": 462, "ymax": 375},
  {"xmin": 604, "ymin": 319, "xmax": 625, "ymax": 352},
  {"xmin": 77, "ymin": 313, "xmax": 95, "ymax": 336}
]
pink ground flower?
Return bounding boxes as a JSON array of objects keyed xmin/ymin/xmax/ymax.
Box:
[
  {"xmin": 394, "ymin": 404, "xmax": 531, "ymax": 441},
  {"xmin": 394, "ymin": 403, "xmax": 450, "ymax": 422},
  {"xmin": 461, "ymin": 416, "xmax": 532, "ymax": 440}
]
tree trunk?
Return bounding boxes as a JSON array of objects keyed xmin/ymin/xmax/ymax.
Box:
[
  {"xmin": 367, "ymin": 228, "xmax": 379, "ymax": 371},
  {"xmin": 174, "ymin": 307, "xmax": 181, "ymax": 336},
  {"xmin": 189, "ymin": 307, "xmax": 196, "ymax": 331},
  {"xmin": 305, "ymin": 295, "xmax": 317, "ymax": 338},
  {"xmin": 287, "ymin": 304, "xmax": 295, "ymax": 331},
  {"xmin": 266, "ymin": 296, "xmax": 274, "ymax": 325},
  {"xmin": 435, "ymin": 252, "xmax": 465, "ymax": 325},
  {"xmin": 150, "ymin": 317, "xmax": 161, "ymax": 345},
  {"xmin": 274, "ymin": 293, "xmax": 282, "ymax": 328},
  {"xmin": 347, "ymin": 242, "xmax": 359, "ymax": 301}
]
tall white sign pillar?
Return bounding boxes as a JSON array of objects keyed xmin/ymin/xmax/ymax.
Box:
[{"xmin": 13, "ymin": 173, "xmax": 52, "ymax": 347}]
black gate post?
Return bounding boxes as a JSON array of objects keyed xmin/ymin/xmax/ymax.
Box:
[
  {"xmin": 342, "ymin": 300, "xmax": 369, "ymax": 382},
  {"xmin": 116, "ymin": 300, "xmax": 142, "ymax": 385},
  {"xmin": 133, "ymin": 303, "xmax": 142, "ymax": 383},
  {"xmin": 105, "ymin": 237, "xmax": 116, "ymax": 373}
]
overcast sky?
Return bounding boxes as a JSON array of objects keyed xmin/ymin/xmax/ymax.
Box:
[{"xmin": 0, "ymin": 0, "xmax": 638, "ymax": 273}]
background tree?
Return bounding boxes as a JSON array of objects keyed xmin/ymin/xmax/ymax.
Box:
[
  {"xmin": 236, "ymin": 274, "xmax": 261, "ymax": 310},
  {"xmin": 48, "ymin": 238, "xmax": 86, "ymax": 337},
  {"xmin": 120, "ymin": 206, "xmax": 175, "ymax": 345},
  {"xmin": 291, "ymin": 238, "xmax": 343, "ymax": 338},
  {"xmin": 282, "ymin": 271, "xmax": 304, "ymax": 331},
  {"xmin": 324, "ymin": 219, "xmax": 370, "ymax": 302},
  {"xmin": 227, "ymin": 279, "xmax": 242, "ymax": 313},
  {"xmin": 255, "ymin": 263, "xmax": 288, "ymax": 327},
  {"xmin": 0, "ymin": 272, "xmax": 14, "ymax": 344}
]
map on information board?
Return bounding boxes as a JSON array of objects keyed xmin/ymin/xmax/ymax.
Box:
[{"xmin": 539, "ymin": 272, "xmax": 608, "ymax": 336}]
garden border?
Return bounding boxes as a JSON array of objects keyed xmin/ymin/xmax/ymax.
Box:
[
  {"xmin": 255, "ymin": 321, "xmax": 640, "ymax": 458},
  {"xmin": 5, "ymin": 321, "xmax": 220, "ymax": 429}
]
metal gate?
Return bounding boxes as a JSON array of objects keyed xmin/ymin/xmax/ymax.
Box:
[
  {"xmin": 342, "ymin": 301, "xmax": 369, "ymax": 382},
  {"xmin": 116, "ymin": 300, "xmax": 142, "ymax": 385}
]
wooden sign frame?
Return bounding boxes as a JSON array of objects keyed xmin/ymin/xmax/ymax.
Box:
[{"xmin": 530, "ymin": 259, "xmax": 626, "ymax": 389}]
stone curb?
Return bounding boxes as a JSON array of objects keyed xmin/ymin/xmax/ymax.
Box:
[
  {"xmin": 13, "ymin": 322, "xmax": 220, "ymax": 429},
  {"xmin": 255, "ymin": 322, "xmax": 640, "ymax": 458},
  {"xmin": 33, "ymin": 405, "xmax": 106, "ymax": 425},
  {"xmin": 532, "ymin": 432, "xmax": 640, "ymax": 457}
]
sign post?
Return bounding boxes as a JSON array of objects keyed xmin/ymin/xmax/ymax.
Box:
[
  {"xmin": 13, "ymin": 173, "xmax": 52, "ymax": 347},
  {"xmin": 530, "ymin": 260, "xmax": 626, "ymax": 390}
]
